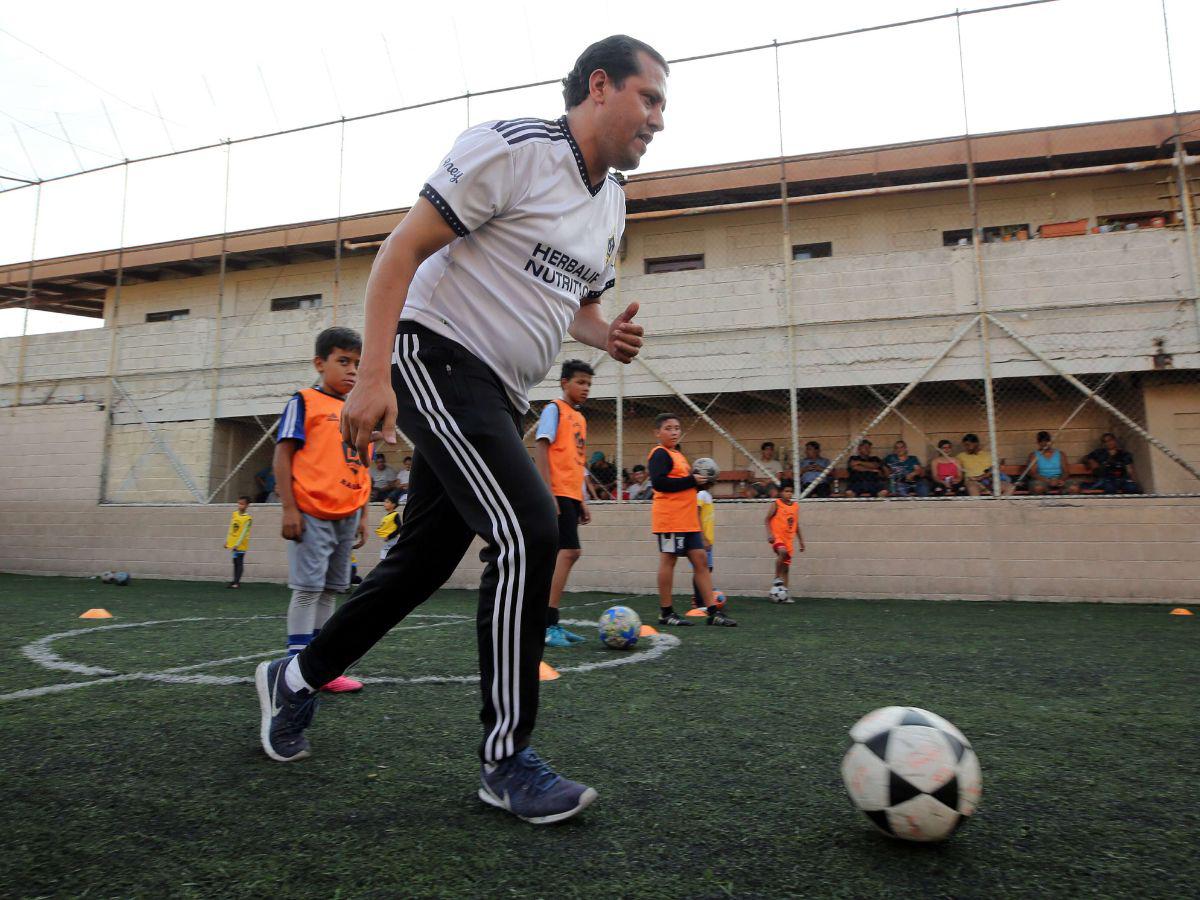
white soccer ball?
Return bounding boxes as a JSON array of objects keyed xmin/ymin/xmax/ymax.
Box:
[
  {"xmin": 692, "ymin": 457, "xmax": 720, "ymax": 481},
  {"xmin": 840, "ymin": 706, "xmax": 982, "ymax": 842},
  {"xmin": 598, "ymin": 605, "xmax": 641, "ymax": 651},
  {"xmin": 769, "ymin": 583, "xmax": 789, "ymax": 603}
]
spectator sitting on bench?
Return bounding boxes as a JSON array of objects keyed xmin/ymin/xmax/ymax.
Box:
[
  {"xmin": 588, "ymin": 451, "xmax": 616, "ymax": 499},
  {"xmin": 752, "ymin": 441, "xmax": 784, "ymax": 497},
  {"xmin": 1082, "ymin": 433, "xmax": 1141, "ymax": 494},
  {"xmin": 370, "ymin": 452, "xmax": 399, "ymax": 502},
  {"xmin": 626, "ymin": 464, "xmax": 653, "ymax": 501},
  {"xmin": 845, "ymin": 440, "xmax": 890, "ymax": 498},
  {"xmin": 930, "ymin": 439, "xmax": 965, "ymax": 496},
  {"xmin": 1026, "ymin": 431, "xmax": 1078, "ymax": 495},
  {"xmin": 797, "ymin": 440, "xmax": 832, "ymax": 498},
  {"xmin": 884, "ymin": 439, "xmax": 929, "ymax": 497},
  {"xmin": 957, "ymin": 433, "xmax": 1013, "ymax": 496}
]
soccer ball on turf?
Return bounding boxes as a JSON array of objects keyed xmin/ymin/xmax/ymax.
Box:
[
  {"xmin": 598, "ymin": 605, "xmax": 641, "ymax": 650},
  {"xmin": 841, "ymin": 706, "xmax": 982, "ymax": 842},
  {"xmin": 100, "ymin": 571, "xmax": 114, "ymax": 584},
  {"xmin": 692, "ymin": 457, "xmax": 720, "ymax": 482},
  {"xmin": 769, "ymin": 583, "xmax": 789, "ymax": 603}
]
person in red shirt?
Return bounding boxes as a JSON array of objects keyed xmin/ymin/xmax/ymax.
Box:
[
  {"xmin": 271, "ymin": 326, "xmax": 370, "ymax": 694},
  {"xmin": 648, "ymin": 413, "xmax": 737, "ymax": 627}
]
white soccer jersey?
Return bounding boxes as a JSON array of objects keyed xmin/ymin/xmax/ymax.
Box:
[{"xmin": 401, "ymin": 116, "xmax": 624, "ymax": 413}]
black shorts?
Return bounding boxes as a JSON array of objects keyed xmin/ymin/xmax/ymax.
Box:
[
  {"xmin": 847, "ymin": 478, "xmax": 884, "ymax": 497},
  {"xmin": 556, "ymin": 497, "xmax": 582, "ymax": 551},
  {"xmin": 655, "ymin": 532, "xmax": 705, "ymax": 556}
]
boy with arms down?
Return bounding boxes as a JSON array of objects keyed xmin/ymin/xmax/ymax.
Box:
[
  {"xmin": 765, "ymin": 478, "xmax": 804, "ymax": 603},
  {"xmin": 649, "ymin": 413, "xmax": 737, "ymax": 627},
  {"xmin": 256, "ymin": 35, "xmax": 664, "ymax": 825},
  {"xmin": 374, "ymin": 494, "xmax": 402, "ymax": 559},
  {"xmin": 534, "ymin": 359, "xmax": 595, "ymax": 648},
  {"xmin": 270, "ymin": 326, "xmax": 370, "ymax": 694},
  {"xmin": 224, "ymin": 495, "xmax": 252, "ymax": 589}
]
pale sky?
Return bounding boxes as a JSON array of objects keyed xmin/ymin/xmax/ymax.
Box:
[{"xmin": 1, "ymin": 0, "xmax": 1196, "ymax": 337}]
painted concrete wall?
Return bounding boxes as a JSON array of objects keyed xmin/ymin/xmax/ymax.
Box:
[{"xmin": 2, "ymin": 498, "xmax": 1196, "ymax": 604}]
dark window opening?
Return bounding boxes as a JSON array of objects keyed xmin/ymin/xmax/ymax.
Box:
[
  {"xmin": 943, "ymin": 224, "xmax": 1030, "ymax": 247},
  {"xmin": 644, "ymin": 254, "xmax": 705, "ymax": 274},
  {"xmin": 792, "ymin": 241, "xmax": 832, "ymax": 260},
  {"xmin": 145, "ymin": 309, "xmax": 190, "ymax": 322},
  {"xmin": 270, "ymin": 294, "xmax": 323, "ymax": 312}
]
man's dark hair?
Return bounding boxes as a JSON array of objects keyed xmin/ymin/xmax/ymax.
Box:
[
  {"xmin": 237, "ymin": 494, "xmax": 251, "ymax": 503},
  {"xmin": 938, "ymin": 439, "xmax": 953, "ymax": 448},
  {"xmin": 805, "ymin": 440, "xmax": 820, "ymax": 451},
  {"xmin": 632, "ymin": 464, "xmax": 646, "ymax": 473},
  {"xmin": 654, "ymin": 412, "xmax": 680, "ymax": 428},
  {"xmin": 779, "ymin": 479, "xmax": 795, "ymax": 491},
  {"xmin": 1036, "ymin": 430, "xmax": 1051, "ymax": 442},
  {"xmin": 761, "ymin": 441, "xmax": 775, "ymax": 451},
  {"xmin": 404, "ymin": 456, "xmax": 412, "ymax": 463},
  {"xmin": 315, "ymin": 326, "xmax": 362, "ymax": 360},
  {"xmin": 562, "ymin": 35, "xmax": 669, "ymax": 109},
  {"xmin": 963, "ymin": 433, "xmax": 980, "ymax": 443},
  {"xmin": 859, "ymin": 439, "xmax": 873, "ymax": 446},
  {"xmin": 560, "ymin": 359, "xmax": 595, "ymax": 381}
]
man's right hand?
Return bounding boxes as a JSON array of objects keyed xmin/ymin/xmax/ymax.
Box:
[
  {"xmin": 342, "ymin": 375, "xmax": 397, "ymax": 465},
  {"xmin": 281, "ymin": 507, "xmax": 305, "ymax": 543},
  {"xmin": 693, "ymin": 474, "xmax": 711, "ymax": 486}
]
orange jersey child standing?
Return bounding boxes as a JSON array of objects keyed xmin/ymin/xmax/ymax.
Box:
[
  {"xmin": 765, "ymin": 479, "xmax": 805, "ymax": 603},
  {"xmin": 270, "ymin": 326, "xmax": 371, "ymax": 694},
  {"xmin": 648, "ymin": 412, "xmax": 736, "ymax": 628},
  {"xmin": 534, "ymin": 359, "xmax": 595, "ymax": 648}
]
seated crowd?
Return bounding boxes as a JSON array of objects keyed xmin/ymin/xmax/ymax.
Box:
[{"xmin": 735, "ymin": 431, "xmax": 1141, "ymax": 499}]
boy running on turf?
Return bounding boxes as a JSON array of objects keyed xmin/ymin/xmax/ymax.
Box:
[
  {"xmin": 534, "ymin": 359, "xmax": 594, "ymax": 648},
  {"xmin": 374, "ymin": 495, "xmax": 402, "ymax": 559},
  {"xmin": 224, "ymin": 495, "xmax": 252, "ymax": 589},
  {"xmin": 272, "ymin": 326, "xmax": 370, "ymax": 694},
  {"xmin": 649, "ymin": 413, "xmax": 736, "ymax": 627},
  {"xmin": 765, "ymin": 479, "xmax": 804, "ymax": 603}
]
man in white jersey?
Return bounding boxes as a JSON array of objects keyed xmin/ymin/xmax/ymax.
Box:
[{"xmin": 256, "ymin": 35, "xmax": 667, "ymax": 826}]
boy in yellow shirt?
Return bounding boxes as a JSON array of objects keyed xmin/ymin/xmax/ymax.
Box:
[
  {"xmin": 375, "ymin": 495, "xmax": 402, "ymax": 560},
  {"xmin": 224, "ymin": 495, "xmax": 252, "ymax": 589}
]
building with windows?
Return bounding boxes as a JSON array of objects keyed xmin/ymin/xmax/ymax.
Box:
[{"xmin": 2, "ymin": 110, "xmax": 1197, "ymax": 600}]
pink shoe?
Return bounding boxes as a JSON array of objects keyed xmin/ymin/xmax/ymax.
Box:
[{"xmin": 322, "ymin": 675, "xmax": 363, "ymax": 693}]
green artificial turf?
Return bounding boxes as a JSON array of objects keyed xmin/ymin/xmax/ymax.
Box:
[{"xmin": 0, "ymin": 574, "xmax": 1196, "ymax": 899}]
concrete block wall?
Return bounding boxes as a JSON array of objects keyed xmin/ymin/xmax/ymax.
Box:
[
  {"xmin": 2, "ymin": 497, "xmax": 1196, "ymax": 604},
  {"xmin": 0, "ymin": 405, "xmax": 105, "ymax": 502}
]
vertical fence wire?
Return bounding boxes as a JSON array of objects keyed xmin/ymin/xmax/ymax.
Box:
[{"xmin": 98, "ymin": 163, "xmax": 129, "ymax": 503}]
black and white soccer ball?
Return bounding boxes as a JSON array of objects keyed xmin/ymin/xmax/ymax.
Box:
[
  {"xmin": 840, "ymin": 706, "xmax": 982, "ymax": 842},
  {"xmin": 692, "ymin": 457, "xmax": 720, "ymax": 481}
]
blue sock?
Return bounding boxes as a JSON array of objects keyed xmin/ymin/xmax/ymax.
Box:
[{"xmin": 286, "ymin": 633, "xmax": 312, "ymax": 656}]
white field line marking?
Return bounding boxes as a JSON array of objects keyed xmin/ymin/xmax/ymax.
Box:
[{"xmin": 2, "ymin": 614, "xmax": 678, "ymax": 702}]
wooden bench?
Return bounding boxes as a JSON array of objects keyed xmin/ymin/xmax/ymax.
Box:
[{"xmin": 1000, "ymin": 462, "xmax": 1091, "ymax": 494}]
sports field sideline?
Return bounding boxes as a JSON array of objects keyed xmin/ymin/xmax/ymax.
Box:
[{"xmin": 1, "ymin": 573, "xmax": 1195, "ymax": 899}]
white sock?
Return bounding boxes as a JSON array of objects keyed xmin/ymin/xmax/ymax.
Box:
[{"xmin": 284, "ymin": 655, "xmax": 315, "ymax": 694}]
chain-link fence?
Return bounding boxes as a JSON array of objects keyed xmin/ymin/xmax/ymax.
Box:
[{"xmin": 1, "ymin": 0, "xmax": 1197, "ymax": 503}]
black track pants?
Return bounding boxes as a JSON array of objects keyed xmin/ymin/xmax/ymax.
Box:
[{"xmin": 298, "ymin": 324, "xmax": 558, "ymax": 764}]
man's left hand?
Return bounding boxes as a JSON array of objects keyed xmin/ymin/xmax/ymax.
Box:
[
  {"xmin": 607, "ymin": 302, "xmax": 643, "ymax": 363},
  {"xmin": 353, "ymin": 520, "xmax": 367, "ymax": 550}
]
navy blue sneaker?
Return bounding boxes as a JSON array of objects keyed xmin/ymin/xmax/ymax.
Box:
[
  {"xmin": 255, "ymin": 657, "xmax": 318, "ymax": 762},
  {"xmin": 478, "ymin": 748, "xmax": 598, "ymax": 825}
]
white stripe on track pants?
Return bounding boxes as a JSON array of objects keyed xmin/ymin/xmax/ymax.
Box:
[{"xmin": 298, "ymin": 323, "xmax": 559, "ymax": 764}]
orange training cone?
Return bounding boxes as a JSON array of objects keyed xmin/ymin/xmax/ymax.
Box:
[
  {"xmin": 1169, "ymin": 607, "xmax": 1194, "ymax": 616},
  {"xmin": 538, "ymin": 661, "xmax": 560, "ymax": 681},
  {"xmin": 685, "ymin": 607, "xmax": 707, "ymax": 617},
  {"xmin": 638, "ymin": 624, "xmax": 659, "ymax": 637},
  {"xmin": 80, "ymin": 608, "xmax": 113, "ymax": 619}
]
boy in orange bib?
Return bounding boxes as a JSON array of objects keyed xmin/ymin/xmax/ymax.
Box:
[
  {"xmin": 764, "ymin": 479, "xmax": 804, "ymax": 603},
  {"xmin": 272, "ymin": 327, "xmax": 371, "ymax": 693},
  {"xmin": 648, "ymin": 413, "xmax": 736, "ymax": 627},
  {"xmin": 534, "ymin": 359, "xmax": 595, "ymax": 648}
]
